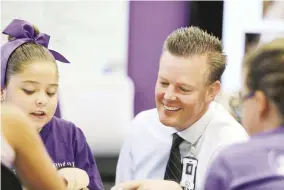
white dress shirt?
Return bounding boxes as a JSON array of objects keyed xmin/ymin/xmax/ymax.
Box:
[{"xmin": 116, "ymin": 102, "xmax": 249, "ymax": 190}]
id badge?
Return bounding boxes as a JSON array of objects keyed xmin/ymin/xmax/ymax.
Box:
[{"xmin": 180, "ymin": 157, "xmax": 198, "ymax": 190}]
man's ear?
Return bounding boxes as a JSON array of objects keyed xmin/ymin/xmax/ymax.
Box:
[{"xmin": 206, "ymin": 81, "xmax": 221, "ymax": 103}]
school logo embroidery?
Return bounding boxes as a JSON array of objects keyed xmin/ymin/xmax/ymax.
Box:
[
  {"xmin": 53, "ymin": 161, "xmax": 75, "ymax": 169},
  {"xmin": 268, "ymin": 150, "xmax": 284, "ymax": 176},
  {"xmin": 11, "ymin": 161, "xmax": 75, "ymax": 174},
  {"xmin": 276, "ymin": 155, "xmax": 284, "ymax": 175}
]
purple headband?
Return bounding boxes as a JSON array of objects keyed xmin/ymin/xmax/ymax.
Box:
[{"xmin": 1, "ymin": 19, "xmax": 70, "ymax": 88}]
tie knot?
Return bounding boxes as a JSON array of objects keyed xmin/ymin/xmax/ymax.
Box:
[{"xmin": 172, "ymin": 133, "xmax": 184, "ymax": 148}]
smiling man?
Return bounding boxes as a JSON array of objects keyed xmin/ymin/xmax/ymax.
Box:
[{"xmin": 116, "ymin": 27, "xmax": 248, "ymax": 190}]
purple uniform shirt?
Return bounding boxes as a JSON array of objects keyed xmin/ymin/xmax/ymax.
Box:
[
  {"xmin": 205, "ymin": 127, "xmax": 284, "ymax": 190},
  {"xmin": 40, "ymin": 117, "xmax": 104, "ymax": 190}
]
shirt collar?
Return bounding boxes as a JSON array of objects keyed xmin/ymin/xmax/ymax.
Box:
[
  {"xmin": 252, "ymin": 126, "xmax": 284, "ymax": 138},
  {"xmin": 177, "ymin": 102, "xmax": 216, "ymax": 144},
  {"xmin": 40, "ymin": 117, "xmax": 53, "ymax": 143}
]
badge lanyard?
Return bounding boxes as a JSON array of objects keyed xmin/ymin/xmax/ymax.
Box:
[
  {"xmin": 180, "ymin": 134, "xmax": 203, "ymax": 190},
  {"xmin": 180, "ymin": 157, "xmax": 198, "ymax": 190}
]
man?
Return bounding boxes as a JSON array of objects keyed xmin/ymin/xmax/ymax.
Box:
[{"xmin": 116, "ymin": 26, "xmax": 248, "ymax": 190}]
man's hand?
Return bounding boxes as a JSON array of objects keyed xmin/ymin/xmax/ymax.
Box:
[
  {"xmin": 111, "ymin": 179, "xmax": 182, "ymax": 190},
  {"xmin": 58, "ymin": 168, "xmax": 89, "ymax": 190}
]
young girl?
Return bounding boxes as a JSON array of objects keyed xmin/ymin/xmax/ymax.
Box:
[
  {"xmin": 1, "ymin": 19, "xmax": 104, "ymax": 190},
  {"xmin": 204, "ymin": 39, "xmax": 284, "ymax": 190}
]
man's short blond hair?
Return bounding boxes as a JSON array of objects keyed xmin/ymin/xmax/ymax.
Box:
[{"xmin": 163, "ymin": 26, "xmax": 227, "ymax": 85}]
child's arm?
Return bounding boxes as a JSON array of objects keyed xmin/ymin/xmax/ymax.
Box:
[{"xmin": 2, "ymin": 104, "xmax": 66, "ymax": 190}]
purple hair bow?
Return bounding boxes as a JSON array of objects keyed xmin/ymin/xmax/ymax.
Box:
[{"xmin": 1, "ymin": 19, "xmax": 70, "ymax": 87}]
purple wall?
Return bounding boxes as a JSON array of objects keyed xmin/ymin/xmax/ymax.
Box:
[{"xmin": 128, "ymin": 1, "xmax": 190, "ymax": 115}]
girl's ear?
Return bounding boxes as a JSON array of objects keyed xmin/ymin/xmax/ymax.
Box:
[{"xmin": 1, "ymin": 88, "xmax": 6, "ymax": 102}]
